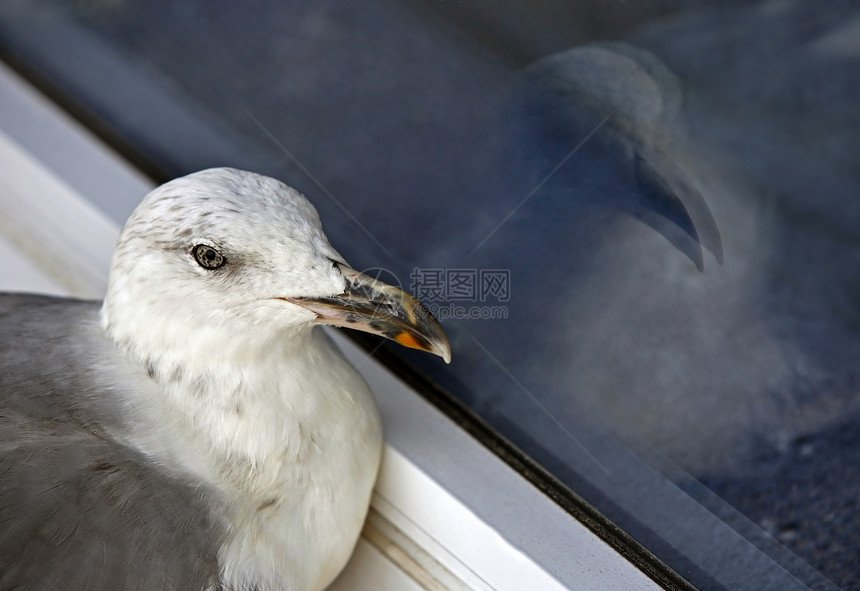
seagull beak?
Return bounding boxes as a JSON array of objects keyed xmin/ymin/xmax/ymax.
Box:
[{"xmin": 287, "ymin": 262, "xmax": 452, "ymax": 363}]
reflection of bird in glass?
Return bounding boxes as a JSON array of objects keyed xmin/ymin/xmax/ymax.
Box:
[
  {"xmin": 521, "ymin": 42, "xmax": 723, "ymax": 271},
  {"xmin": 0, "ymin": 168, "xmax": 449, "ymax": 591}
]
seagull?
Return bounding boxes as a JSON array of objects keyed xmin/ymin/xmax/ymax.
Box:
[{"xmin": 0, "ymin": 167, "xmax": 451, "ymax": 591}]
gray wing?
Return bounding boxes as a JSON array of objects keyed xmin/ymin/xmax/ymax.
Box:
[{"xmin": 0, "ymin": 294, "xmax": 226, "ymax": 590}]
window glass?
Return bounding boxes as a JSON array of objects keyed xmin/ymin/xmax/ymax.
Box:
[{"xmin": 1, "ymin": 2, "xmax": 857, "ymax": 589}]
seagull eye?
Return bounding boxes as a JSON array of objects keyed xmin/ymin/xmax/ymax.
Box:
[{"xmin": 192, "ymin": 244, "xmax": 225, "ymax": 269}]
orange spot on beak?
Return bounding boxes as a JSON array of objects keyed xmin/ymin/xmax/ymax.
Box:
[{"xmin": 395, "ymin": 331, "xmax": 423, "ymax": 351}]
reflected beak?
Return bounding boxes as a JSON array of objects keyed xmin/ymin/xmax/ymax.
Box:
[{"xmin": 287, "ymin": 262, "xmax": 451, "ymax": 363}]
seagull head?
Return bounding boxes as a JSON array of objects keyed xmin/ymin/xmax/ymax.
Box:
[{"xmin": 101, "ymin": 168, "xmax": 450, "ymax": 374}]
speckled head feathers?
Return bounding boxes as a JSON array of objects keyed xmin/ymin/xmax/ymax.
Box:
[{"xmin": 101, "ymin": 168, "xmax": 349, "ymax": 364}]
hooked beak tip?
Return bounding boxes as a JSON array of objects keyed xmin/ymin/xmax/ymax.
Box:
[{"xmin": 287, "ymin": 264, "xmax": 452, "ymax": 363}]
